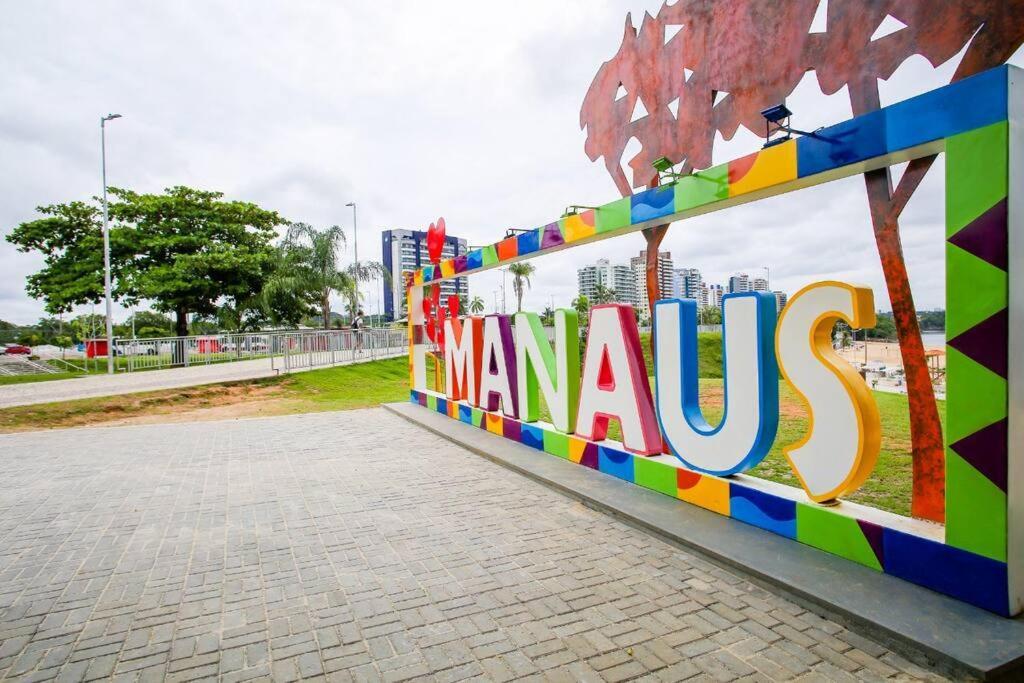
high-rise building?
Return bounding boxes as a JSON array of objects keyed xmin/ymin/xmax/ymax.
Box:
[
  {"xmin": 773, "ymin": 290, "xmax": 788, "ymax": 313},
  {"xmin": 382, "ymin": 229, "xmax": 468, "ymax": 321},
  {"xmin": 728, "ymin": 273, "xmax": 751, "ymax": 293},
  {"xmin": 672, "ymin": 267, "xmax": 702, "ymax": 301},
  {"xmin": 707, "ymin": 284, "xmax": 725, "ymax": 308},
  {"xmin": 752, "ymin": 277, "xmax": 769, "ymax": 292},
  {"xmin": 577, "ymin": 258, "xmax": 637, "ymax": 305},
  {"xmin": 697, "ymin": 284, "xmax": 710, "ymax": 308},
  {"xmin": 630, "ymin": 250, "xmax": 674, "ymax": 318}
]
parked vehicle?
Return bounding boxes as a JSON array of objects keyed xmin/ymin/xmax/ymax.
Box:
[
  {"xmin": 3, "ymin": 344, "xmax": 31, "ymax": 355},
  {"xmin": 114, "ymin": 342, "xmax": 157, "ymax": 356}
]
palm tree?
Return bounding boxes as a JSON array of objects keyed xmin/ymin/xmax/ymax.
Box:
[
  {"xmin": 508, "ymin": 262, "xmax": 536, "ymax": 312},
  {"xmin": 264, "ymin": 222, "xmax": 354, "ymax": 329},
  {"xmin": 469, "ymin": 295, "xmax": 485, "ymax": 315},
  {"xmin": 344, "ymin": 261, "xmax": 390, "ymax": 323},
  {"xmin": 592, "ymin": 284, "xmax": 616, "ymax": 304}
]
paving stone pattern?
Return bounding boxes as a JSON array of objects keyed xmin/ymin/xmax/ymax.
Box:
[{"xmin": 0, "ymin": 409, "xmax": 947, "ymax": 681}]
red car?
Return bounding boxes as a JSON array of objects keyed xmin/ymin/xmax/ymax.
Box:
[{"xmin": 3, "ymin": 344, "xmax": 31, "ymax": 355}]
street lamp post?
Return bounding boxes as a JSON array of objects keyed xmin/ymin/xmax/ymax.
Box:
[
  {"xmin": 101, "ymin": 113, "xmax": 122, "ymax": 374},
  {"xmin": 346, "ymin": 202, "xmax": 358, "ymax": 318}
]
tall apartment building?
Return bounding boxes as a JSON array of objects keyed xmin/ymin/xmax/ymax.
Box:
[
  {"xmin": 577, "ymin": 258, "xmax": 637, "ymax": 305},
  {"xmin": 672, "ymin": 267, "xmax": 703, "ymax": 300},
  {"xmin": 728, "ymin": 273, "xmax": 751, "ymax": 293},
  {"xmin": 752, "ymin": 277, "xmax": 769, "ymax": 292},
  {"xmin": 630, "ymin": 250, "xmax": 674, "ymax": 318},
  {"xmin": 773, "ymin": 290, "xmax": 788, "ymax": 313},
  {"xmin": 697, "ymin": 284, "xmax": 710, "ymax": 307},
  {"xmin": 382, "ymin": 229, "xmax": 468, "ymax": 321},
  {"xmin": 707, "ymin": 284, "xmax": 725, "ymax": 309}
]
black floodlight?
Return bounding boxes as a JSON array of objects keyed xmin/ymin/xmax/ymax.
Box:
[
  {"xmin": 761, "ymin": 103, "xmax": 792, "ymax": 124},
  {"xmin": 761, "ymin": 102, "xmax": 831, "ymax": 149}
]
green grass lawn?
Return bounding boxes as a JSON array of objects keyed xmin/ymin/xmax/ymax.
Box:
[
  {"xmin": 0, "ymin": 346, "xmax": 935, "ymax": 517},
  {"xmin": 0, "ymin": 371, "xmax": 84, "ymax": 386}
]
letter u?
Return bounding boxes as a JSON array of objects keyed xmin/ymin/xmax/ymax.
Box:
[{"xmin": 653, "ymin": 293, "xmax": 779, "ymax": 475}]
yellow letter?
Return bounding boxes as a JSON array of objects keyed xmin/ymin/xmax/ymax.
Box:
[{"xmin": 776, "ymin": 281, "xmax": 881, "ymax": 503}]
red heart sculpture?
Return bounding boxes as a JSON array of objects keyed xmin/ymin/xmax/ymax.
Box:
[{"xmin": 426, "ymin": 217, "xmax": 446, "ymax": 264}]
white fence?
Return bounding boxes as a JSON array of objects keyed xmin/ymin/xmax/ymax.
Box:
[
  {"xmin": 272, "ymin": 329, "xmax": 408, "ymax": 372},
  {"xmin": 114, "ymin": 328, "xmax": 407, "ymax": 373}
]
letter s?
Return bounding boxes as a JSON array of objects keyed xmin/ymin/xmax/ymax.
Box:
[{"xmin": 776, "ymin": 282, "xmax": 881, "ymax": 503}]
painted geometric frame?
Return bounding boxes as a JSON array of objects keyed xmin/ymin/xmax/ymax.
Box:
[{"xmin": 407, "ymin": 65, "xmax": 1023, "ymax": 616}]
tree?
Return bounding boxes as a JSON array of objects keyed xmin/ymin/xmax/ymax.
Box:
[
  {"xmin": 54, "ymin": 335, "xmax": 72, "ymax": 358},
  {"xmin": 34, "ymin": 317, "xmax": 63, "ymax": 344},
  {"xmin": 541, "ymin": 306, "xmax": 555, "ymax": 326},
  {"xmin": 572, "ymin": 295, "xmax": 590, "ymax": 319},
  {"xmin": 70, "ymin": 313, "xmax": 106, "ymax": 344},
  {"xmin": 469, "ymin": 296, "xmax": 486, "ymax": 315},
  {"xmin": 508, "ymin": 262, "xmax": 536, "ymax": 312},
  {"xmin": 8, "ymin": 187, "xmax": 284, "ymax": 339},
  {"xmin": 260, "ymin": 242, "xmax": 320, "ymax": 328},
  {"xmin": 592, "ymin": 284, "xmax": 616, "ymax": 305},
  {"xmin": 124, "ymin": 311, "xmax": 173, "ymax": 336},
  {"xmin": 268, "ymin": 223, "xmax": 354, "ymax": 330},
  {"xmin": 699, "ymin": 305, "xmax": 722, "ymax": 325},
  {"xmin": 345, "ymin": 260, "xmax": 390, "ymax": 321}
]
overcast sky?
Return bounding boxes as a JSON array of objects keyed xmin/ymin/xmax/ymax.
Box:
[{"xmin": 2, "ymin": 2, "xmax": 1021, "ymax": 325}]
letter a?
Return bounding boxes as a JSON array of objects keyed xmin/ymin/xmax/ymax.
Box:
[
  {"xmin": 776, "ymin": 281, "xmax": 880, "ymax": 503},
  {"xmin": 444, "ymin": 316, "xmax": 482, "ymax": 403},
  {"xmin": 478, "ymin": 315, "xmax": 518, "ymax": 417},
  {"xmin": 514, "ymin": 309, "xmax": 580, "ymax": 432},
  {"xmin": 575, "ymin": 304, "xmax": 661, "ymax": 455},
  {"xmin": 654, "ymin": 293, "xmax": 779, "ymax": 475}
]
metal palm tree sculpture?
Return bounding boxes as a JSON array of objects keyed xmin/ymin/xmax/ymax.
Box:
[{"xmin": 580, "ymin": 0, "xmax": 1024, "ymax": 521}]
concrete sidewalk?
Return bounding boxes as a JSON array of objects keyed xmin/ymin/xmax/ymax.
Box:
[
  {"xmin": 0, "ymin": 409, "xmax": 942, "ymax": 681},
  {"xmin": 0, "ymin": 349, "xmax": 405, "ymax": 409}
]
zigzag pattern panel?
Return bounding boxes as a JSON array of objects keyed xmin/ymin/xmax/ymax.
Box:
[{"xmin": 945, "ymin": 121, "xmax": 1009, "ymax": 562}]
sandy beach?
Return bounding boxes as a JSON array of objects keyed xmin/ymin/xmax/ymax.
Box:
[{"xmin": 836, "ymin": 338, "xmax": 946, "ymax": 370}]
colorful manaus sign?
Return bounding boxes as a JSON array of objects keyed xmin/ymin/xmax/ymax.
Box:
[
  {"xmin": 408, "ymin": 69, "xmax": 1024, "ymax": 616},
  {"xmin": 440, "ymin": 283, "xmax": 880, "ymax": 504}
]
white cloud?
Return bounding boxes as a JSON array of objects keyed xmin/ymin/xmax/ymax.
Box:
[{"xmin": 0, "ymin": 1, "xmax": 1019, "ymax": 324}]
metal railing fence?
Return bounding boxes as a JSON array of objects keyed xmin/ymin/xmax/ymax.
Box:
[
  {"xmin": 113, "ymin": 328, "xmax": 407, "ymax": 373},
  {"xmin": 272, "ymin": 329, "xmax": 408, "ymax": 372}
]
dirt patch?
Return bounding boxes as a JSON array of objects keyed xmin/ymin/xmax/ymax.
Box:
[{"xmin": 0, "ymin": 380, "xmax": 295, "ymax": 433}]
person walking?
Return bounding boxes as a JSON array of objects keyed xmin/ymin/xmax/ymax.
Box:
[{"xmin": 352, "ymin": 309, "xmax": 364, "ymax": 354}]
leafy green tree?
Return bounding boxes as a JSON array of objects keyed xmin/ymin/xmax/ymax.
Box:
[
  {"xmin": 124, "ymin": 311, "xmax": 173, "ymax": 336},
  {"xmin": 70, "ymin": 314, "xmax": 106, "ymax": 344},
  {"xmin": 866, "ymin": 312, "xmax": 898, "ymax": 340},
  {"xmin": 508, "ymin": 262, "xmax": 536, "ymax": 312},
  {"xmin": 8, "ymin": 187, "xmax": 284, "ymax": 338},
  {"xmin": 7, "ymin": 201, "xmax": 106, "ymax": 315},
  {"xmin": 54, "ymin": 335, "xmax": 73, "ymax": 358},
  {"xmin": 469, "ymin": 296, "xmax": 486, "ymax": 315},
  {"xmin": 540, "ymin": 306, "xmax": 555, "ymax": 326},
  {"xmin": 16, "ymin": 332, "xmax": 42, "ymax": 346},
  {"xmin": 110, "ymin": 187, "xmax": 282, "ymax": 337},
  {"xmin": 699, "ymin": 305, "xmax": 722, "ymax": 325},
  {"xmin": 34, "ymin": 317, "xmax": 63, "ymax": 343},
  {"xmin": 572, "ymin": 295, "xmax": 590, "ymax": 319}
]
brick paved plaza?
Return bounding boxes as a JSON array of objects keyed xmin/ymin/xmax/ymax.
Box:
[{"xmin": 0, "ymin": 410, "xmax": 945, "ymax": 681}]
